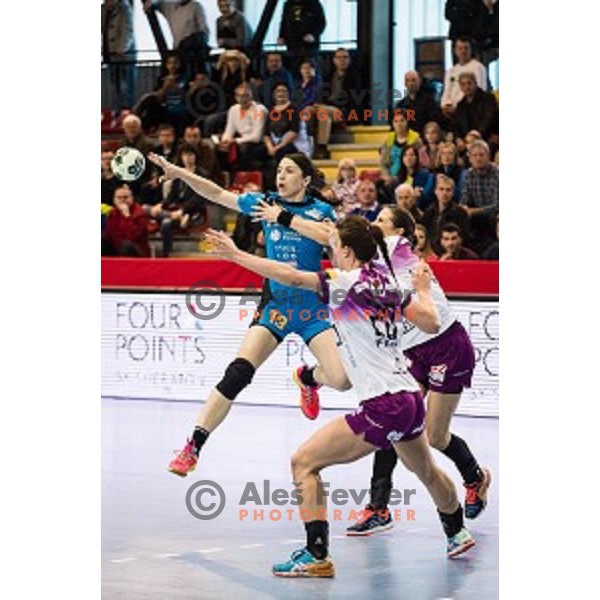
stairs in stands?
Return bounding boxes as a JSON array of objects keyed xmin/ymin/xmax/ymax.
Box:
[{"xmin": 314, "ymin": 125, "xmax": 389, "ymax": 182}]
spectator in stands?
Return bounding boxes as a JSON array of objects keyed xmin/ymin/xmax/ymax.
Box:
[
  {"xmin": 418, "ymin": 121, "xmax": 444, "ymax": 169},
  {"xmin": 394, "ymin": 145, "xmax": 434, "ymax": 210},
  {"xmin": 218, "ymin": 83, "xmax": 267, "ymax": 170},
  {"xmin": 121, "ymin": 114, "xmax": 155, "ymax": 191},
  {"xmin": 332, "ymin": 158, "xmax": 359, "ymax": 215},
  {"xmin": 102, "ymin": 184, "xmax": 151, "ymax": 257},
  {"xmin": 182, "ymin": 124, "xmax": 226, "ymax": 186},
  {"xmin": 293, "ymin": 59, "xmax": 323, "ymax": 111},
  {"xmin": 457, "ymin": 129, "xmax": 482, "ymax": 168},
  {"xmin": 277, "ymin": 0, "xmax": 326, "ymax": 72},
  {"xmin": 380, "ymin": 109, "xmax": 421, "ymax": 185},
  {"xmin": 101, "ymin": 149, "xmax": 120, "ymax": 206},
  {"xmin": 395, "ymin": 183, "xmax": 422, "ymax": 222},
  {"xmin": 460, "ymin": 139, "xmax": 498, "ymax": 253},
  {"xmin": 301, "ymin": 49, "xmax": 362, "ymax": 159},
  {"xmin": 153, "ymin": 143, "xmax": 208, "ymax": 257},
  {"xmin": 216, "ymin": 0, "xmax": 253, "ymax": 51},
  {"xmin": 134, "ymin": 52, "xmax": 189, "ymax": 134},
  {"xmin": 422, "ymin": 174, "xmax": 470, "ymax": 255},
  {"xmin": 121, "ymin": 114, "xmax": 154, "ymax": 155},
  {"xmin": 441, "ymin": 36, "xmax": 487, "ymax": 118},
  {"xmin": 394, "ymin": 71, "xmax": 443, "ymax": 135},
  {"xmin": 444, "ymin": 0, "xmax": 479, "ymax": 42},
  {"xmin": 202, "ymin": 50, "xmax": 251, "ymax": 136},
  {"xmin": 322, "ymin": 47, "xmax": 363, "ymax": 120},
  {"xmin": 473, "ymin": 0, "xmax": 499, "ymax": 66},
  {"xmin": 144, "ymin": 0, "xmax": 210, "ymax": 78},
  {"xmin": 453, "ymin": 72, "xmax": 498, "ymax": 145},
  {"xmin": 257, "ymin": 53, "xmax": 294, "ymax": 110},
  {"xmin": 438, "ymin": 223, "xmax": 479, "ymax": 260},
  {"xmin": 434, "ymin": 141, "xmax": 465, "ymax": 201},
  {"xmin": 351, "ymin": 179, "xmax": 381, "ymax": 222},
  {"xmin": 263, "ymin": 83, "xmax": 300, "ymax": 160},
  {"xmin": 482, "ymin": 213, "xmax": 499, "ymax": 260},
  {"xmin": 155, "ymin": 123, "xmax": 178, "ymax": 162},
  {"xmin": 102, "ymin": 0, "xmax": 136, "ymax": 121},
  {"xmin": 415, "ymin": 223, "xmax": 438, "ymax": 261}
]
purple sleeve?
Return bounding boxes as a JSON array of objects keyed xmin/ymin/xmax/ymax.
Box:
[{"xmin": 317, "ymin": 271, "xmax": 331, "ymax": 304}]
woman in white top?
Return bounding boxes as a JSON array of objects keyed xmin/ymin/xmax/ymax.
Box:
[{"xmin": 205, "ymin": 216, "xmax": 475, "ymax": 578}]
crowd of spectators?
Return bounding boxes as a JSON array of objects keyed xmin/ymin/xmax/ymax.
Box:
[{"xmin": 101, "ymin": 0, "xmax": 498, "ymax": 261}]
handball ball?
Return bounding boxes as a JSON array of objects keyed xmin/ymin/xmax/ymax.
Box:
[{"xmin": 111, "ymin": 147, "xmax": 146, "ymax": 181}]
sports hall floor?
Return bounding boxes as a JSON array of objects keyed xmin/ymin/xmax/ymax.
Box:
[{"xmin": 102, "ymin": 398, "xmax": 499, "ymax": 599}]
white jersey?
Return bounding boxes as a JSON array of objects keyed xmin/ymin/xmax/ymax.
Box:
[
  {"xmin": 319, "ymin": 262, "xmax": 420, "ymax": 401},
  {"xmin": 377, "ymin": 235, "xmax": 457, "ymax": 350}
]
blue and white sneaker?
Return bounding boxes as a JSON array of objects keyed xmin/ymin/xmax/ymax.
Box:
[
  {"xmin": 346, "ymin": 508, "xmax": 394, "ymax": 536},
  {"xmin": 272, "ymin": 546, "xmax": 335, "ymax": 578},
  {"xmin": 447, "ymin": 527, "xmax": 476, "ymax": 558}
]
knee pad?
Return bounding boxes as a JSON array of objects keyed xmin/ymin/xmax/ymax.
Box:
[{"xmin": 216, "ymin": 357, "xmax": 255, "ymax": 401}]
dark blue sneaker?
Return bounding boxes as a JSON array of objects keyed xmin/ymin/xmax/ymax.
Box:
[{"xmin": 346, "ymin": 508, "xmax": 394, "ymax": 536}]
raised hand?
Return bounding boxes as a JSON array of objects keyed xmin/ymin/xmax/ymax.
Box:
[
  {"xmin": 147, "ymin": 153, "xmax": 180, "ymax": 181},
  {"xmin": 250, "ymin": 199, "xmax": 282, "ymax": 224},
  {"xmin": 203, "ymin": 228, "xmax": 239, "ymax": 260}
]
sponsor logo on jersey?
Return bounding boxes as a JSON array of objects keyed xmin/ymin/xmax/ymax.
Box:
[
  {"xmin": 304, "ymin": 208, "xmax": 324, "ymax": 220},
  {"xmin": 386, "ymin": 430, "xmax": 404, "ymax": 442},
  {"xmin": 429, "ymin": 364, "xmax": 447, "ymax": 384},
  {"xmin": 269, "ymin": 228, "xmax": 282, "ymax": 242},
  {"xmin": 268, "ymin": 309, "xmax": 288, "ymax": 330}
]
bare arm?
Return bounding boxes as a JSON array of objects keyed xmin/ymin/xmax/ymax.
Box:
[
  {"xmin": 403, "ymin": 262, "xmax": 441, "ymax": 334},
  {"xmin": 204, "ymin": 229, "xmax": 321, "ymax": 291},
  {"xmin": 249, "ymin": 200, "xmax": 333, "ymax": 245},
  {"xmin": 147, "ymin": 153, "xmax": 240, "ymax": 212}
]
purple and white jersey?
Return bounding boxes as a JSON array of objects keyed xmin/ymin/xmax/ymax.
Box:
[
  {"xmin": 318, "ymin": 262, "xmax": 421, "ymax": 400},
  {"xmin": 379, "ymin": 235, "xmax": 457, "ymax": 350}
]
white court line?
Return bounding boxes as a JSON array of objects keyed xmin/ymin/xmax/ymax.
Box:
[
  {"xmin": 109, "ymin": 557, "xmax": 137, "ymax": 564},
  {"xmin": 281, "ymin": 539, "xmax": 304, "ymax": 545},
  {"xmin": 404, "ymin": 528, "xmax": 429, "ymax": 533},
  {"xmin": 239, "ymin": 543, "xmax": 264, "ymax": 549},
  {"xmin": 157, "ymin": 553, "xmax": 182, "ymax": 558},
  {"xmin": 331, "ymin": 535, "xmax": 346, "ymax": 540},
  {"xmin": 197, "ymin": 547, "xmax": 224, "ymax": 554}
]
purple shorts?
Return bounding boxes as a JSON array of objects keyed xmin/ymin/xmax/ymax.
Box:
[
  {"xmin": 405, "ymin": 321, "xmax": 475, "ymax": 394},
  {"xmin": 345, "ymin": 391, "xmax": 425, "ymax": 450}
]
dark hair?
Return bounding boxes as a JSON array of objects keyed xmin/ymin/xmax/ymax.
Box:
[
  {"xmin": 390, "ymin": 108, "xmax": 410, "ymax": 130},
  {"xmin": 383, "ymin": 206, "xmax": 416, "ymax": 246},
  {"xmin": 177, "ymin": 143, "xmax": 200, "ymax": 164},
  {"xmin": 336, "ymin": 216, "xmax": 392, "ymax": 270},
  {"xmin": 397, "ymin": 144, "xmax": 421, "ymax": 182},
  {"xmin": 454, "ymin": 35, "xmax": 472, "ymax": 47},
  {"xmin": 157, "ymin": 123, "xmax": 175, "ymax": 134},
  {"xmin": 284, "ymin": 153, "xmax": 315, "ymax": 179},
  {"xmin": 300, "ymin": 58, "xmax": 316, "ymax": 69},
  {"xmin": 441, "ymin": 222, "xmax": 462, "ymax": 237}
]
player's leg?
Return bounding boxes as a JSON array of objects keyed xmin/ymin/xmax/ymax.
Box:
[
  {"xmin": 393, "ymin": 433, "xmax": 475, "ymax": 558},
  {"xmin": 273, "ymin": 416, "xmax": 376, "ymax": 577},
  {"xmin": 293, "ymin": 327, "xmax": 350, "ymax": 420},
  {"xmin": 169, "ymin": 325, "xmax": 279, "ymax": 476},
  {"xmin": 426, "ymin": 391, "xmax": 491, "ymax": 519}
]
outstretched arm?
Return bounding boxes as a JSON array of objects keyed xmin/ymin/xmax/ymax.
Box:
[
  {"xmin": 205, "ymin": 229, "xmax": 321, "ymax": 292},
  {"xmin": 250, "ymin": 200, "xmax": 334, "ymax": 245},
  {"xmin": 403, "ymin": 262, "xmax": 441, "ymax": 334},
  {"xmin": 148, "ymin": 153, "xmax": 240, "ymax": 212}
]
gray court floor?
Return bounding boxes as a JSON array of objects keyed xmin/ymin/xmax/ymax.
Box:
[{"xmin": 102, "ymin": 398, "xmax": 499, "ymax": 599}]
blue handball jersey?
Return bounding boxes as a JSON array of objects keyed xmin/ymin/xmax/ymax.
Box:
[{"xmin": 237, "ymin": 191, "xmax": 337, "ymax": 310}]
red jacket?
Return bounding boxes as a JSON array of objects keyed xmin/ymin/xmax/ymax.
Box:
[{"xmin": 104, "ymin": 202, "xmax": 150, "ymax": 257}]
